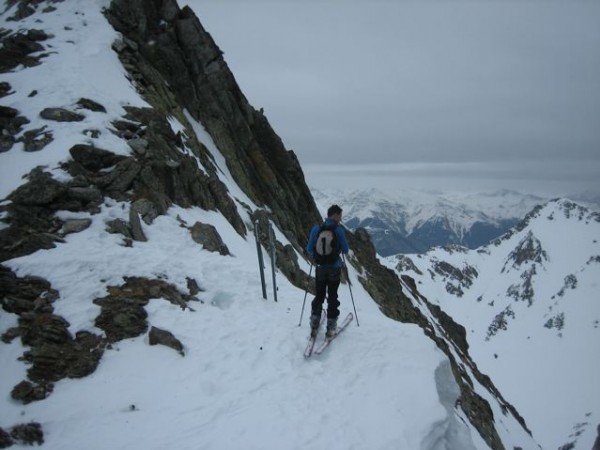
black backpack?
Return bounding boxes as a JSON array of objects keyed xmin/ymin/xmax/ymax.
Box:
[{"xmin": 314, "ymin": 223, "xmax": 340, "ymax": 265}]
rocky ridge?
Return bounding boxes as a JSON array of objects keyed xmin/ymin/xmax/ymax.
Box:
[{"xmin": 0, "ymin": 1, "xmax": 537, "ymax": 448}]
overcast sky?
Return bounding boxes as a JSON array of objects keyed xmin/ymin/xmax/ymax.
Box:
[{"xmin": 187, "ymin": 0, "xmax": 600, "ymax": 196}]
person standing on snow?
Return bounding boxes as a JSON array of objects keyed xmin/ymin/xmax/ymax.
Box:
[{"xmin": 306, "ymin": 204, "xmax": 349, "ymax": 338}]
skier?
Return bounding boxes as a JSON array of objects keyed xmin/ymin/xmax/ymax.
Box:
[{"xmin": 306, "ymin": 204, "xmax": 349, "ymax": 338}]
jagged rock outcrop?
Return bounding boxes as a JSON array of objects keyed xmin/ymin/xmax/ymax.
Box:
[{"xmin": 104, "ymin": 0, "xmax": 321, "ymax": 251}]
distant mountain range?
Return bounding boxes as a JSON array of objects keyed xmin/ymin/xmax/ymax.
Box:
[
  {"xmin": 383, "ymin": 198, "xmax": 600, "ymax": 450},
  {"xmin": 312, "ymin": 188, "xmax": 551, "ymax": 255}
]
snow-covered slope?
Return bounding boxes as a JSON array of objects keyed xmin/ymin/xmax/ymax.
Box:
[
  {"xmin": 385, "ymin": 199, "xmax": 600, "ymax": 450},
  {"xmin": 313, "ymin": 188, "xmax": 546, "ymax": 255},
  {"xmin": 0, "ymin": 2, "xmax": 539, "ymax": 449}
]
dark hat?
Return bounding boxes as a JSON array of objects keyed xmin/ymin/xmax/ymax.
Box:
[{"xmin": 327, "ymin": 204, "xmax": 342, "ymax": 217}]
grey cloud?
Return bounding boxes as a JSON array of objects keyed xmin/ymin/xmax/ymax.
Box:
[{"xmin": 190, "ymin": 0, "xmax": 600, "ymax": 195}]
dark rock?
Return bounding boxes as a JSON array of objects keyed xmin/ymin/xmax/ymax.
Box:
[
  {"xmin": 106, "ymin": 218, "xmax": 132, "ymax": 239},
  {"xmin": 127, "ymin": 137, "xmax": 148, "ymax": 154},
  {"xmin": 19, "ymin": 126, "xmax": 54, "ymax": 152},
  {"xmin": 94, "ymin": 295, "xmax": 148, "ymax": 342},
  {"xmin": 128, "ymin": 206, "xmax": 147, "ymax": 242},
  {"xmin": 68, "ymin": 144, "xmax": 126, "ymax": 172},
  {"xmin": 0, "ymin": 426, "xmax": 13, "ymax": 448},
  {"xmin": 0, "ymin": 227, "xmax": 58, "ymax": 262},
  {"xmin": 94, "ymin": 158, "xmax": 140, "ymax": 196},
  {"xmin": 83, "ymin": 128, "xmax": 101, "ymax": 138},
  {"xmin": 26, "ymin": 29, "xmax": 50, "ymax": 42},
  {"xmin": 9, "ymin": 422, "xmax": 43, "ymax": 446},
  {"xmin": 93, "ymin": 276, "xmax": 195, "ymax": 340},
  {"xmin": 0, "ymin": 105, "xmax": 18, "ymax": 118},
  {"xmin": 19, "ymin": 313, "xmax": 72, "ymax": 347},
  {"xmin": 61, "ymin": 219, "xmax": 92, "ymax": 235},
  {"xmin": 66, "ymin": 187, "xmax": 102, "ymax": 204},
  {"xmin": 0, "ymin": 106, "xmax": 30, "ymax": 152},
  {"xmin": 24, "ymin": 334, "xmax": 104, "ymax": 382},
  {"xmin": 0, "ymin": 135, "xmax": 14, "ymax": 153},
  {"xmin": 186, "ymin": 277, "xmax": 202, "ymax": 296},
  {"xmin": 394, "ymin": 255, "xmax": 423, "ymax": 275},
  {"xmin": 76, "ymin": 98, "xmax": 107, "ymax": 113},
  {"xmin": 0, "ymin": 81, "xmax": 12, "ymax": 97},
  {"xmin": 131, "ymin": 198, "xmax": 159, "ymax": 225},
  {"xmin": 148, "ymin": 326, "xmax": 184, "ymax": 356},
  {"xmin": 7, "ymin": 3, "xmax": 36, "ymax": 21},
  {"xmin": 8, "ymin": 168, "xmax": 66, "ymax": 206},
  {"xmin": 190, "ymin": 222, "xmax": 229, "ymax": 255},
  {"xmin": 0, "ymin": 30, "xmax": 45, "ymax": 72},
  {"xmin": 94, "ymin": 277, "xmax": 192, "ymax": 343},
  {"xmin": 40, "ymin": 107, "xmax": 85, "ymax": 122},
  {"xmin": 11, "ymin": 380, "xmax": 53, "ymax": 404},
  {"xmin": 1, "ymin": 327, "xmax": 21, "ymax": 343}
]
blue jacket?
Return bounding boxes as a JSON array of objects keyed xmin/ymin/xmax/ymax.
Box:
[{"xmin": 306, "ymin": 218, "xmax": 349, "ymax": 268}]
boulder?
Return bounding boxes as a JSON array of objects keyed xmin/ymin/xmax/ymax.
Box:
[
  {"xmin": 61, "ymin": 219, "xmax": 92, "ymax": 235},
  {"xmin": 9, "ymin": 423, "xmax": 43, "ymax": 446},
  {"xmin": 8, "ymin": 168, "xmax": 66, "ymax": 206},
  {"xmin": 40, "ymin": 108, "xmax": 84, "ymax": 122},
  {"xmin": 68, "ymin": 144, "xmax": 125, "ymax": 172},
  {"xmin": 128, "ymin": 207, "xmax": 147, "ymax": 242},
  {"xmin": 76, "ymin": 98, "xmax": 106, "ymax": 113},
  {"xmin": 190, "ymin": 222, "xmax": 229, "ymax": 255},
  {"xmin": 11, "ymin": 380, "xmax": 53, "ymax": 404},
  {"xmin": 19, "ymin": 126, "xmax": 53, "ymax": 152},
  {"xmin": 148, "ymin": 326, "xmax": 184, "ymax": 356},
  {"xmin": 0, "ymin": 427, "xmax": 13, "ymax": 448}
]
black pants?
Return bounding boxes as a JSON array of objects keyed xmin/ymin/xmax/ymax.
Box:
[{"xmin": 311, "ymin": 266, "xmax": 341, "ymax": 320}]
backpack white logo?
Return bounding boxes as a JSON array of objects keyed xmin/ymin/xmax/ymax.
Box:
[{"xmin": 316, "ymin": 229, "xmax": 336, "ymax": 256}]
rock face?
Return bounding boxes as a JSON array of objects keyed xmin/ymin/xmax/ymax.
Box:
[{"xmin": 105, "ymin": 0, "xmax": 321, "ymax": 250}]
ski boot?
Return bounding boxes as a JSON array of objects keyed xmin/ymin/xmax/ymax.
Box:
[
  {"xmin": 309, "ymin": 314, "xmax": 321, "ymax": 337},
  {"xmin": 325, "ymin": 318, "xmax": 337, "ymax": 339}
]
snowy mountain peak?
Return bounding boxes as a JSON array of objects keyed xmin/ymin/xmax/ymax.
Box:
[
  {"xmin": 314, "ymin": 187, "xmax": 548, "ymax": 255},
  {"xmin": 386, "ymin": 198, "xmax": 600, "ymax": 449}
]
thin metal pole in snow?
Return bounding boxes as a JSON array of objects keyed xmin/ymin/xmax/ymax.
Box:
[
  {"xmin": 254, "ymin": 220, "xmax": 267, "ymax": 300},
  {"xmin": 343, "ymin": 254, "xmax": 360, "ymax": 326},
  {"xmin": 298, "ymin": 263, "xmax": 313, "ymax": 326},
  {"xmin": 268, "ymin": 223, "xmax": 278, "ymax": 302}
]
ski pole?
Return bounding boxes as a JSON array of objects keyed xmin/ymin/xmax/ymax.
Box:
[
  {"xmin": 342, "ymin": 254, "xmax": 359, "ymax": 326},
  {"xmin": 298, "ymin": 263, "xmax": 313, "ymax": 326}
]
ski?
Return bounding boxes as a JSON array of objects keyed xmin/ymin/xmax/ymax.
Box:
[
  {"xmin": 313, "ymin": 312, "xmax": 354, "ymax": 356},
  {"xmin": 304, "ymin": 311, "xmax": 326, "ymax": 358}
]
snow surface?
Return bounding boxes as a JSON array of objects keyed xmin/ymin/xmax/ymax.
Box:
[
  {"xmin": 385, "ymin": 200, "xmax": 600, "ymax": 450},
  {"xmin": 0, "ymin": 2, "xmax": 533, "ymax": 449}
]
